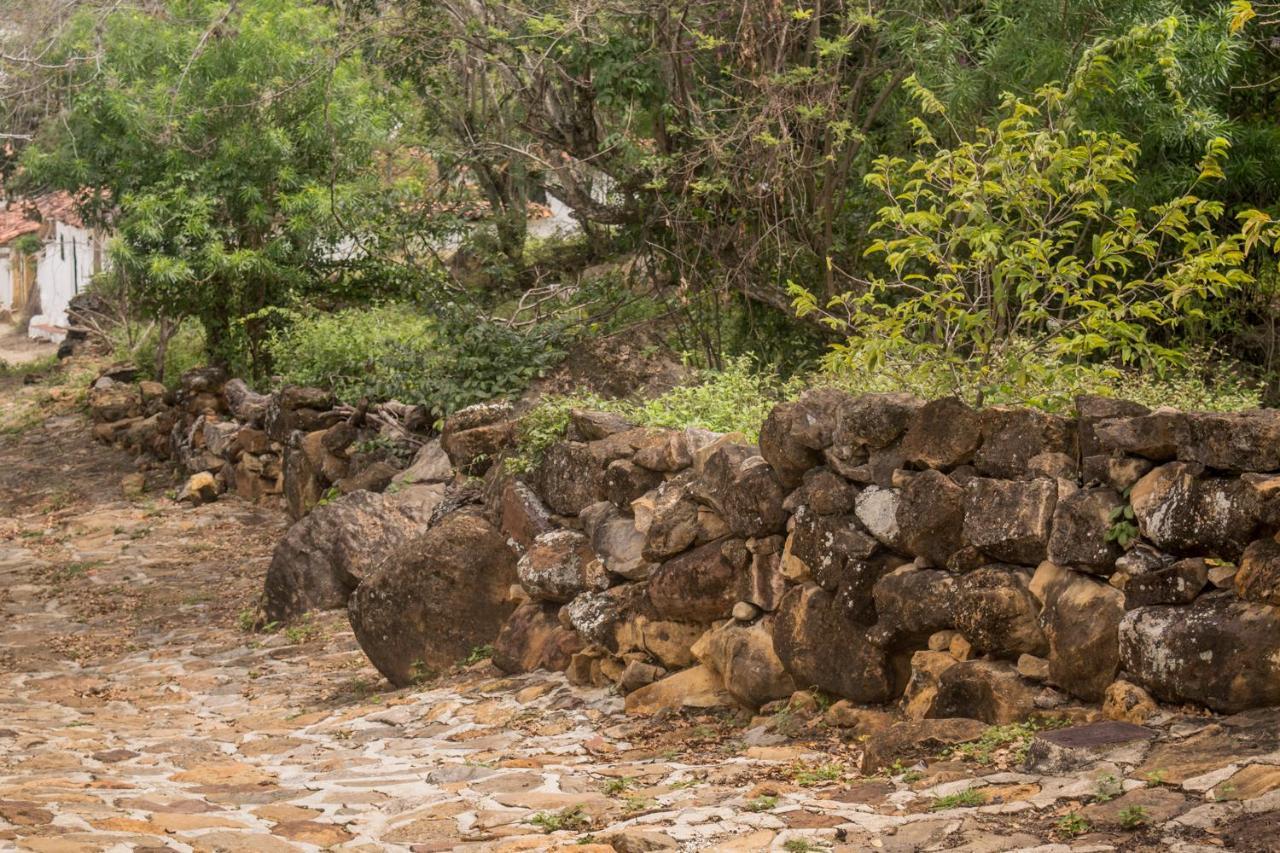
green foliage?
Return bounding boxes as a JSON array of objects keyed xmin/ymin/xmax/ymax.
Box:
[
  {"xmin": 625, "ymin": 357, "xmax": 795, "ymax": 441},
  {"xmin": 1056, "ymin": 812, "xmax": 1091, "ymax": 837},
  {"xmin": 530, "ymin": 806, "xmax": 591, "ymax": 833},
  {"xmin": 745, "ymin": 795, "xmax": 778, "ymax": 812},
  {"xmin": 463, "ymin": 645, "xmax": 494, "ymax": 666},
  {"xmin": 781, "ymin": 840, "xmax": 820, "ymax": 853},
  {"xmin": 931, "ymin": 788, "xmax": 988, "ymax": 810},
  {"xmin": 108, "ymin": 319, "xmax": 207, "ymax": 388},
  {"xmin": 267, "ymin": 305, "xmax": 436, "ymax": 401},
  {"xmin": 795, "ymin": 86, "xmax": 1263, "ymax": 407},
  {"xmin": 789, "ymin": 762, "xmax": 845, "ymax": 787},
  {"xmin": 818, "ymin": 344, "xmax": 1261, "ymax": 414},
  {"xmin": 1107, "ymin": 496, "xmax": 1141, "ymax": 549},
  {"xmin": 17, "ymin": 0, "xmax": 425, "ymax": 371},
  {"xmin": 509, "ymin": 357, "xmax": 795, "ymax": 472},
  {"xmin": 946, "ymin": 719, "xmax": 1068, "ymax": 765},
  {"xmin": 601, "ymin": 777, "xmax": 634, "ymax": 796},
  {"xmin": 1093, "ymin": 774, "xmax": 1124, "ymax": 803},
  {"xmin": 267, "ymin": 304, "xmax": 564, "ymax": 422},
  {"xmin": 1118, "ymin": 804, "xmax": 1150, "ymax": 829}
]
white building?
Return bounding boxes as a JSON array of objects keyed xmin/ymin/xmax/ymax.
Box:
[{"xmin": 0, "ymin": 192, "xmax": 103, "ymax": 341}]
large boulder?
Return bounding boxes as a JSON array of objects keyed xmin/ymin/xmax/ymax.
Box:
[
  {"xmin": 962, "ymin": 478, "xmax": 1057, "ymax": 565},
  {"xmin": 1178, "ymin": 411, "xmax": 1280, "ymax": 472},
  {"xmin": 854, "ymin": 486, "xmax": 904, "ymax": 552},
  {"xmin": 832, "ymin": 392, "xmax": 923, "ymax": 454},
  {"xmin": 954, "ymin": 566, "xmax": 1046, "ymax": 658},
  {"xmin": 348, "ymin": 512, "xmax": 519, "ymax": 687},
  {"xmin": 283, "ymin": 443, "xmax": 326, "ymax": 521},
  {"xmin": 265, "ymin": 386, "xmax": 336, "ymax": 442},
  {"xmin": 772, "ymin": 583, "xmax": 894, "ymax": 703},
  {"xmin": 897, "ymin": 470, "xmax": 966, "ymax": 568},
  {"xmin": 264, "ymin": 485, "xmax": 445, "ymax": 623},
  {"xmin": 537, "ymin": 438, "xmax": 635, "ymax": 516},
  {"xmin": 647, "ymin": 539, "xmax": 741, "ymax": 623},
  {"xmin": 637, "ymin": 476, "xmax": 702, "ymax": 561},
  {"xmin": 1130, "ymin": 463, "xmax": 1263, "ymax": 559},
  {"xmin": 759, "ymin": 389, "xmax": 846, "ymax": 486},
  {"xmin": 785, "ymin": 467, "xmax": 858, "ymax": 516},
  {"xmin": 440, "ymin": 401, "xmax": 515, "ymax": 475},
  {"xmin": 928, "ymin": 660, "xmax": 1040, "ymax": 725},
  {"xmin": 695, "ymin": 444, "xmax": 788, "ymax": 538},
  {"xmin": 492, "ymin": 602, "xmax": 584, "ymax": 674},
  {"xmin": 632, "ymin": 430, "xmax": 693, "ymax": 472},
  {"xmin": 624, "ymin": 665, "xmax": 736, "ymax": 715},
  {"xmin": 870, "ymin": 567, "xmax": 958, "ymax": 650},
  {"xmin": 1090, "ymin": 409, "xmax": 1185, "ymax": 460},
  {"xmin": 604, "ymin": 459, "xmax": 663, "ymax": 509},
  {"xmin": 787, "ymin": 505, "xmax": 883, "ymax": 623},
  {"xmin": 899, "ymin": 397, "xmax": 984, "ymax": 469},
  {"xmin": 694, "ymin": 618, "xmax": 796, "ymax": 708},
  {"xmin": 1123, "ymin": 557, "xmax": 1208, "ymax": 608},
  {"xmin": 1076, "ymin": 395, "xmax": 1150, "ymax": 457},
  {"xmin": 497, "ymin": 479, "xmax": 556, "ymax": 551},
  {"xmin": 1235, "ymin": 537, "xmax": 1280, "ymax": 606},
  {"xmin": 1096, "ymin": 408, "xmax": 1280, "ymax": 472},
  {"xmin": 759, "ymin": 404, "xmax": 821, "ymax": 488},
  {"xmin": 1047, "ymin": 487, "xmax": 1124, "ymax": 573},
  {"xmin": 223, "ymin": 378, "xmax": 269, "ymax": 425},
  {"xmin": 392, "ymin": 440, "xmax": 453, "ymax": 487},
  {"xmin": 581, "ymin": 502, "xmax": 653, "ymax": 580},
  {"xmin": 1119, "ymin": 596, "xmax": 1280, "ymax": 712},
  {"xmin": 516, "ymin": 530, "xmax": 609, "ymax": 603},
  {"xmin": 975, "ymin": 407, "xmax": 1075, "ymax": 479},
  {"xmin": 1038, "ymin": 566, "xmax": 1125, "ymax": 702},
  {"xmin": 566, "ymin": 584, "xmax": 648, "ymax": 648},
  {"xmin": 88, "ymin": 384, "xmax": 141, "ymax": 423},
  {"xmin": 735, "ymin": 535, "xmax": 789, "ymax": 612},
  {"xmin": 614, "ymin": 615, "xmax": 705, "ymax": 669}
]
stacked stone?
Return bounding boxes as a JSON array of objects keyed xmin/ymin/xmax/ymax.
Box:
[
  {"xmin": 86, "ymin": 366, "xmax": 428, "ymax": 513},
  {"xmin": 468, "ymin": 392, "xmax": 1280, "ymax": 722}
]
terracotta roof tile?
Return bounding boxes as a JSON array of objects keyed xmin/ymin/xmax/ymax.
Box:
[{"xmin": 0, "ymin": 192, "xmax": 85, "ymax": 245}]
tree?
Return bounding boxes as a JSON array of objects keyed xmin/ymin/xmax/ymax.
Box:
[
  {"xmin": 13, "ymin": 0, "xmax": 416, "ymax": 372},
  {"xmin": 793, "ymin": 85, "xmax": 1266, "ymax": 404}
]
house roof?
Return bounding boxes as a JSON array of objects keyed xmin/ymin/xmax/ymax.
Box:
[{"xmin": 0, "ymin": 192, "xmax": 85, "ymax": 245}]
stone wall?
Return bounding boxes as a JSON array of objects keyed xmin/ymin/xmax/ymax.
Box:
[
  {"xmin": 89, "ymin": 366, "xmax": 1280, "ymax": 722},
  {"xmin": 452, "ymin": 391, "xmax": 1280, "ymax": 722}
]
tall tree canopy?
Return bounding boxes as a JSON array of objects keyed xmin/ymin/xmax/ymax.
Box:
[{"xmin": 13, "ymin": 0, "xmax": 422, "ymax": 370}]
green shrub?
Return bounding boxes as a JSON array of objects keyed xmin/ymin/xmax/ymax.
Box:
[
  {"xmin": 266, "ymin": 305, "xmax": 436, "ymax": 401},
  {"xmin": 109, "ymin": 318, "xmax": 208, "ymax": 387},
  {"xmin": 818, "ymin": 344, "xmax": 1260, "ymax": 414},
  {"xmin": 509, "ymin": 356, "xmax": 794, "ymax": 471},
  {"xmin": 267, "ymin": 303, "xmax": 565, "ymax": 422}
]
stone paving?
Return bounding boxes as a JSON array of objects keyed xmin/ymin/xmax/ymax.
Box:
[{"xmin": 5, "ymin": 369, "xmax": 1280, "ymax": 851}]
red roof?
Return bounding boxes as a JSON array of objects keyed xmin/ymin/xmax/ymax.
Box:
[{"xmin": 0, "ymin": 192, "xmax": 85, "ymax": 245}]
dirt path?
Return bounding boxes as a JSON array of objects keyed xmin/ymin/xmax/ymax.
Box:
[
  {"xmin": 3, "ymin": 366, "xmax": 1280, "ymax": 852},
  {"xmin": 0, "ymin": 322, "xmax": 58, "ymax": 368}
]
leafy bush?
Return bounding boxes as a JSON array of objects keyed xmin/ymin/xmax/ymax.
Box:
[
  {"xmin": 509, "ymin": 357, "xmax": 796, "ymax": 471},
  {"xmin": 109, "ymin": 318, "xmax": 207, "ymax": 387},
  {"xmin": 819, "ymin": 344, "xmax": 1261, "ymax": 414},
  {"xmin": 511, "ymin": 346, "xmax": 1260, "ymax": 474},
  {"xmin": 267, "ymin": 303, "xmax": 566, "ymax": 423},
  {"xmin": 267, "ymin": 305, "xmax": 436, "ymax": 401},
  {"xmin": 793, "ymin": 85, "xmax": 1268, "ymax": 407}
]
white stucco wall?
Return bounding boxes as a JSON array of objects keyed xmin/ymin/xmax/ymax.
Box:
[
  {"xmin": 0, "ymin": 248, "xmax": 10, "ymax": 309},
  {"xmin": 28, "ymin": 222, "xmax": 97, "ymax": 340}
]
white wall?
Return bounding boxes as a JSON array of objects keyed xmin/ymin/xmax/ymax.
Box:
[
  {"xmin": 0, "ymin": 248, "xmax": 10, "ymax": 310},
  {"xmin": 28, "ymin": 222, "xmax": 97, "ymax": 340}
]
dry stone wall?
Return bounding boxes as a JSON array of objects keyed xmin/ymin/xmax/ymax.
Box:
[{"xmin": 88, "ymin": 366, "xmax": 1280, "ymax": 722}]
